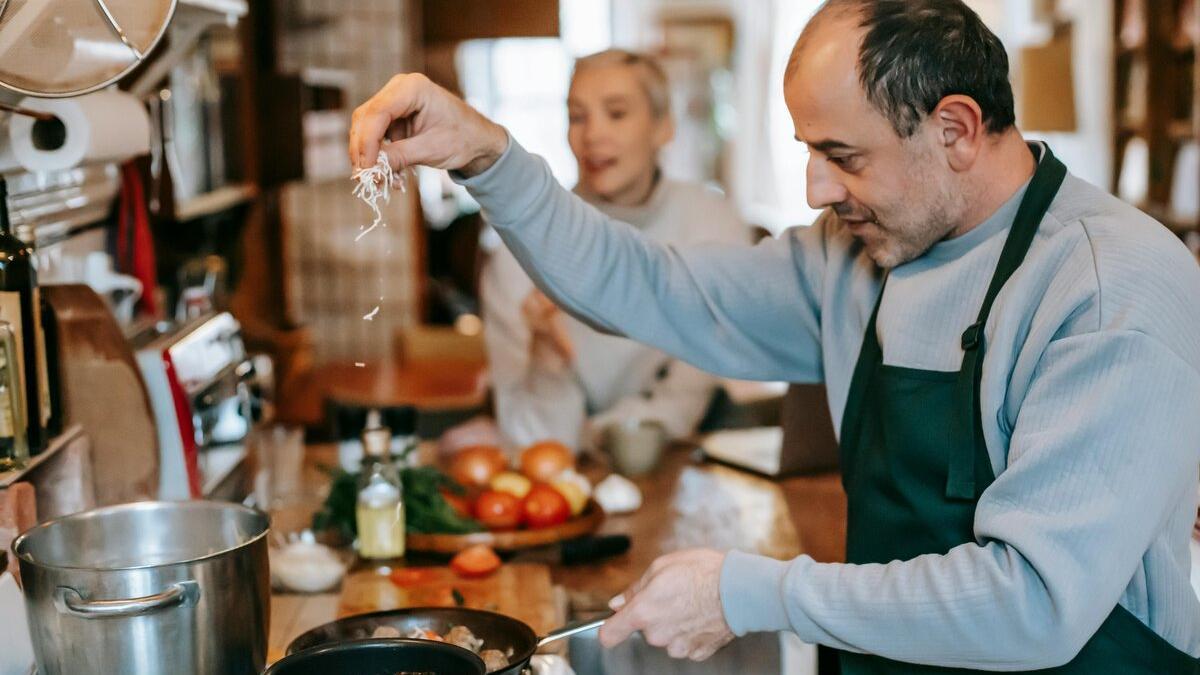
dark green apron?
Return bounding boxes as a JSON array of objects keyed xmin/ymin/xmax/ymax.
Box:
[{"xmin": 834, "ymin": 145, "xmax": 1200, "ymax": 674}]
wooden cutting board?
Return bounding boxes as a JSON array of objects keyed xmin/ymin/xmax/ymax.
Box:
[{"xmin": 338, "ymin": 563, "xmax": 560, "ymax": 637}]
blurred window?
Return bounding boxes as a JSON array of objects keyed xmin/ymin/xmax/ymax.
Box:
[{"xmin": 457, "ymin": 0, "xmax": 613, "ymax": 188}]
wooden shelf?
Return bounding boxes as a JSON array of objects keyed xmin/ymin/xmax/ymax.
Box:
[
  {"xmin": 1112, "ymin": 0, "xmax": 1198, "ymax": 217},
  {"xmin": 175, "ymin": 183, "xmax": 259, "ymax": 222},
  {"xmin": 1168, "ymin": 119, "xmax": 1199, "ymax": 140},
  {"xmin": 0, "ymin": 425, "xmax": 85, "ymax": 488}
]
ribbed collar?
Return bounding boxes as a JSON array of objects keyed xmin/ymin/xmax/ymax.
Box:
[{"xmin": 920, "ymin": 142, "xmax": 1045, "ymax": 264}]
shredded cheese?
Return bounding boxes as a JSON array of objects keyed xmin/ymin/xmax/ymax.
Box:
[{"xmin": 352, "ymin": 151, "xmax": 404, "ymax": 242}]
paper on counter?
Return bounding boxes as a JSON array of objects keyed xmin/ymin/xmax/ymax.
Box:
[
  {"xmin": 0, "ymin": 572, "xmax": 35, "ymax": 675},
  {"xmin": 532, "ymin": 655, "xmax": 576, "ymax": 675}
]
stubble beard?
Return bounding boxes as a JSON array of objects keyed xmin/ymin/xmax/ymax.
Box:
[{"xmin": 865, "ymin": 159, "xmax": 963, "ymax": 269}]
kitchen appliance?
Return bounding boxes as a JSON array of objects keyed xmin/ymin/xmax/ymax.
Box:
[
  {"xmin": 700, "ymin": 383, "xmax": 840, "ymax": 477},
  {"xmin": 267, "ymin": 638, "xmax": 486, "ymax": 675},
  {"xmin": 131, "ymin": 311, "xmax": 263, "ymax": 499},
  {"xmin": 288, "ymin": 607, "xmax": 611, "ymax": 675},
  {"xmin": 41, "ymin": 284, "xmax": 160, "ymax": 504},
  {"xmin": 12, "ymin": 500, "xmax": 270, "ymax": 675}
]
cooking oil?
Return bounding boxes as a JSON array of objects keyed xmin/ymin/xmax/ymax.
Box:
[{"xmin": 355, "ymin": 410, "xmax": 405, "ymax": 559}]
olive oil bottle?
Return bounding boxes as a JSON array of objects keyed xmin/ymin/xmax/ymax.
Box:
[
  {"xmin": 355, "ymin": 410, "xmax": 405, "ymax": 559},
  {"xmin": 0, "ymin": 179, "xmax": 50, "ymax": 453},
  {"xmin": 0, "ymin": 320, "xmax": 29, "ymax": 471}
]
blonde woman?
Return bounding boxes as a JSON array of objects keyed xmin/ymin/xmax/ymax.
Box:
[{"xmin": 476, "ymin": 49, "xmax": 748, "ymax": 453}]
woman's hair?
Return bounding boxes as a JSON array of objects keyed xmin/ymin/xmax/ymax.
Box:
[{"xmin": 572, "ymin": 48, "xmax": 672, "ymax": 119}]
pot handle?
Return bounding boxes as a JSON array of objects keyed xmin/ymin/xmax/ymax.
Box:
[
  {"xmin": 56, "ymin": 580, "xmax": 200, "ymax": 619},
  {"xmin": 536, "ymin": 610, "xmax": 614, "ymax": 650}
]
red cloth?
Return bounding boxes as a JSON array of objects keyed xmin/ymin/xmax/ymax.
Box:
[{"xmin": 117, "ymin": 161, "xmax": 158, "ymax": 316}]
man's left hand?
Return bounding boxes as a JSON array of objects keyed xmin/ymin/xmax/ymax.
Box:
[{"xmin": 598, "ymin": 549, "xmax": 734, "ymax": 661}]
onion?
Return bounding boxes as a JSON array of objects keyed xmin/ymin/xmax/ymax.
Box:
[
  {"xmin": 519, "ymin": 440, "xmax": 574, "ymax": 483},
  {"xmin": 448, "ymin": 445, "xmax": 509, "ymax": 489}
]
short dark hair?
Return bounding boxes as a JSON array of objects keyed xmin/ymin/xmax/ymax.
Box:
[{"xmin": 789, "ymin": 0, "xmax": 1016, "ymax": 138}]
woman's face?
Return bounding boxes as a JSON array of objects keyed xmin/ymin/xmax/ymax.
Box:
[{"xmin": 567, "ymin": 63, "xmax": 673, "ymax": 206}]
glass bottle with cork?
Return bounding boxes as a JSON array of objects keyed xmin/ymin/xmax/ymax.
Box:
[
  {"xmin": 0, "ymin": 178, "xmax": 51, "ymax": 454},
  {"xmin": 355, "ymin": 409, "xmax": 405, "ymax": 559},
  {"xmin": 0, "ymin": 320, "xmax": 29, "ymax": 471}
]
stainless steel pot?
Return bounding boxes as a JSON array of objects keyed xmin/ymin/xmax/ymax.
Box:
[{"xmin": 12, "ymin": 500, "xmax": 270, "ymax": 675}]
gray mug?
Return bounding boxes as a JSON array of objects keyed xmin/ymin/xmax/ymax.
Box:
[{"xmin": 604, "ymin": 420, "xmax": 668, "ymax": 477}]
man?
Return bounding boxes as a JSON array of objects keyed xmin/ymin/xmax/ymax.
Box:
[{"xmin": 350, "ymin": 0, "xmax": 1200, "ymax": 672}]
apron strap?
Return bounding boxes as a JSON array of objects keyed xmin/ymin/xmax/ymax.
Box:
[
  {"xmin": 946, "ymin": 145, "xmax": 1069, "ymax": 500},
  {"xmin": 839, "ymin": 281, "xmax": 887, "ymax": 484}
]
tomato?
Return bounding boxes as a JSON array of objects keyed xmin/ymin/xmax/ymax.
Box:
[
  {"xmin": 440, "ymin": 489, "xmax": 474, "ymax": 519},
  {"xmin": 450, "ymin": 544, "xmax": 501, "ymax": 578},
  {"xmin": 389, "ymin": 567, "xmax": 438, "ymax": 588},
  {"xmin": 522, "ymin": 484, "xmax": 570, "ymax": 529},
  {"xmin": 473, "ymin": 490, "xmax": 523, "ymax": 530}
]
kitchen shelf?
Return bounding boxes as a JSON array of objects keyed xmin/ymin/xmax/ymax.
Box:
[
  {"xmin": 175, "ymin": 183, "xmax": 259, "ymax": 222},
  {"xmin": 180, "ymin": 0, "xmax": 249, "ymax": 20},
  {"xmin": 1112, "ymin": 0, "xmax": 1199, "ymax": 233},
  {"xmin": 127, "ymin": 0, "xmax": 249, "ymax": 99},
  {"xmin": 0, "ymin": 426, "xmax": 85, "ymax": 488},
  {"xmin": 1169, "ymin": 119, "xmax": 1198, "ymax": 140}
]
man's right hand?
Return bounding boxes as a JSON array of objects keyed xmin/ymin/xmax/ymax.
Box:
[{"xmin": 348, "ymin": 73, "xmax": 509, "ymax": 176}]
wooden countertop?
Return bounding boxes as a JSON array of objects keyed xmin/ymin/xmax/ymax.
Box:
[
  {"xmin": 276, "ymin": 360, "xmax": 490, "ymax": 428},
  {"xmin": 516, "ymin": 447, "xmax": 846, "ymax": 613},
  {"xmin": 268, "ymin": 442, "xmax": 847, "ymax": 660}
]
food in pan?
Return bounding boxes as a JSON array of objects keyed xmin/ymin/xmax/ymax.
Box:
[
  {"xmin": 480, "ymin": 650, "xmax": 509, "ymax": 671},
  {"xmin": 370, "ymin": 623, "xmax": 511, "ymax": 669}
]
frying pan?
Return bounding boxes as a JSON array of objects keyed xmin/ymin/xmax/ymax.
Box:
[
  {"xmin": 287, "ymin": 607, "xmax": 612, "ymax": 675},
  {"xmin": 265, "ymin": 638, "xmax": 485, "ymax": 675}
]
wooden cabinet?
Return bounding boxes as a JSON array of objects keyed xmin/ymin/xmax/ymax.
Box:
[{"xmin": 421, "ymin": 0, "xmax": 559, "ymax": 42}]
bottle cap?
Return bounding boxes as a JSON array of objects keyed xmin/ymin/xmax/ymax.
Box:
[{"xmin": 362, "ymin": 408, "xmax": 391, "ymax": 458}]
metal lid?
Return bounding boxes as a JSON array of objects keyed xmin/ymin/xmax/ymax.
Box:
[{"xmin": 0, "ymin": 0, "xmax": 177, "ymax": 97}]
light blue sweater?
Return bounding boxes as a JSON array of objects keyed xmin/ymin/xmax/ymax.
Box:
[{"xmin": 457, "ymin": 137, "xmax": 1200, "ymax": 670}]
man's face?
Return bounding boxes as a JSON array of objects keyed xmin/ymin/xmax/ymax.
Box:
[{"xmin": 784, "ymin": 17, "xmax": 965, "ymax": 268}]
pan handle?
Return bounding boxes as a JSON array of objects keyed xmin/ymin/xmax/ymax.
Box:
[
  {"xmin": 56, "ymin": 581, "xmax": 199, "ymax": 619},
  {"xmin": 536, "ymin": 610, "xmax": 614, "ymax": 650}
]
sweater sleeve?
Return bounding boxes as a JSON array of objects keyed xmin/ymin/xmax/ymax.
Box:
[
  {"xmin": 720, "ymin": 330, "xmax": 1200, "ymax": 669},
  {"xmin": 457, "ymin": 136, "xmax": 826, "ymax": 383}
]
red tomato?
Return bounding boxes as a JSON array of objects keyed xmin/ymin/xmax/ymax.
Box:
[
  {"xmin": 473, "ymin": 490, "xmax": 522, "ymax": 530},
  {"xmin": 440, "ymin": 489, "xmax": 474, "ymax": 519},
  {"xmin": 522, "ymin": 484, "xmax": 570, "ymax": 529},
  {"xmin": 450, "ymin": 545, "xmax": 501, "ymax": 578},
  {"xmin": 389, "ymin": 567, "xmax": 438, "ymax": 588}
]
